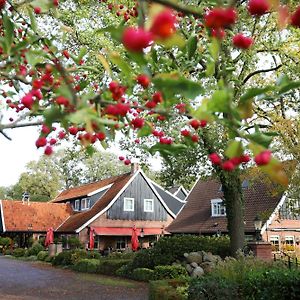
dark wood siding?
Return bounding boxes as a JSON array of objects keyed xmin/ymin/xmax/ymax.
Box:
[{"xmin": 107, "ymin": 173, "xmax": 167, "ymax": 221}]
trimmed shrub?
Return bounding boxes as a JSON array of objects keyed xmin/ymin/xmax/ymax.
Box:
[
  {"xmin": 154, "ymin": 265, "xmax": 188, "ymax": 280},
  {"xmin": 22, "ymin": 255, "xmax": 37, "ymax": 261},
  {"xmin": 4, "ymin": 249, "xmax": 13, "ymax": 256},
  {"xmin": 73, "ymin": 259, "xmax": 101, "ymax": 273},
  {"xmin": 52, "ymin": 251, "xmax": 73, "ymax": 266},
  {"xmin": 87, "ymin": 251, "xmax": 101, "ymax": 259},
  {"xmin": 71, "ymin": 249, "xmax": 88, "ymax": 264},
  {"xmin": 97, "ymin": 259, "xmax": 132, "ymax": 276},
  {"xmin": 44, "ymin": 255, "xmax": 54, "ymax": 263},
  {"xmin": 0, "ymin": 237, "xmax": 12, "ymax": 251},
  {"xmin": 37, "ymin": 251, "xmax": 48, "ymax": 261},
  {"xmin": 149, "ymin": 279, "xmax": 189, "ymax": 300},
  {"xmin": 188, "ymin": 276, "xmax": 240, "ymax": 300},
  {"xmin": 242, "ymin": 268, "xmax": 300, "ymax": 300},
  {"xmin": 132, "ymin": 268, "xmax": 155, "ymax": 281},
  {"xmin": 108, "ymin": 251, "xmax": 136, "ymax": 260},
  {"xmin": 13, "ymin": 248, "xmax": 25, "ymax": 257},
  {"xmin": 68, "ymin": 237, "xmax": 83, "ymax": 249},
  {"xmin": 27, "ymin": 243, "xmax": 44, "ymax": 256}
]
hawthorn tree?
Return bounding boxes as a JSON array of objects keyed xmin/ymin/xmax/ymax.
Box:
[{"xmin": 0, "ymin": 0, "xmax": 299, "ymax": 255}]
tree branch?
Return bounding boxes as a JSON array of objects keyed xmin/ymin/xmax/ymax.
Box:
[{"xmin": 242, "ymin": 64, "xmax": 283, "ymax": 85}]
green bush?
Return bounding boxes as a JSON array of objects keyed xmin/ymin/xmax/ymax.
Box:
[
  {"xmin": 52, "ymin": 251, "xmax": 73, "ymax": 266},
  {"xmin": 127, "ymin": 235, "xmax": 230, "ymax": 271},
  {"xmin": 97, "ymin": 259, "xmax": 132, "ymax": 276},
  {"xmin": 87, "ymin": 251, "xmax": 101, "ymax": 259},
  {"xmin": 27, "ymin": 243, "xmax": 44, "ymax": 256},
  {"xmin": 13, "ymin": 248, "xmax": 25, "ymax": 257},
  {"xmin": 71, "ymin": 249, "xmax": 88, "ymax": 264},
  {"xmin": 37, "ymin": 251, "xmax": 48, "ymax": 261},
  {"xmin": 149, "ymin": 279, "xmax": 189, "ymax": 300},
  {"xmin": 132, "ymin": 268, "xmax": 155, "ymax": 281},
  {"xmin": 68, "ymin": 237, "xmax": 82, "ymax": 249},
  {"xmin": 0, "ymin": 237, "xmax": 12, "ymax": 250},
  {"xmin": 188, "ymin": 276, "xmax": 240, "ymax": 300},
  {"xmin": 108, "ymin": 251, "xmax": 136, "ymax": 260},
  {"xmin": 242, "ymin": 268, "xmax": 300, "ymax": 300},
  {"xmin": 4, "ymin": 249, "xmax": 13, "ymax": 256},
  {"xmin": 154, "ymin": 265, "xmax": 188, "ymax": 280},
  {"xmin": 73, "ymin": 259, "xmax": 101, "ymax": 273},
  {"xmin": 22, "ymin": 255, "xmax": 37, "ymax": 261},
  {"xmin": 44, "ymin": 255, "xmax": 54, "ymax": 263}
]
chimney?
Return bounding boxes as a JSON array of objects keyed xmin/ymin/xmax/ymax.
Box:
[
  {"xmin": 22, "ymin": 191, "xmax": 30, "ymax": 205},
  {"xmin": 131, "ymin": 162, "xmax": 139, "ymax": 174}
]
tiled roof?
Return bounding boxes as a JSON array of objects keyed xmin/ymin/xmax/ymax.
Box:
[
  {"xmin": 167, "ymin": 177, "xmax": 284, "ymax": 234},
  {"xmin": 1, "ymin": 200, "xmax": 72, "ymax": 232},
  {"xmin": 57, "ymin": 173, "xmax": 133, "ymax": 232},
  {"xmin": 53, "ymin": 174, "xmax": 128, "ymax": 202}
]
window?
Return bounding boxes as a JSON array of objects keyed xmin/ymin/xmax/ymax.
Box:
[
  {"xmin": 211, "ymin": 199, "xmax": 226, "ymax": 217},
  {"xmin": 285, "ymin": 236, "xmax": 295, "ymax": 251},
  {"xmin": 74, "ymin": 200, "xmax": 80, "ymax": 211},
  {"xmin": 144, "ymin": 199, "xmax": 154, "ymax": 212},
  {"xmin": 270, "ymin": 235, "xmax": 280, "ymax": 252},
  {"xmin": 116, "ymin": 237, "xmax": 127, "ymax": 250},
  {"xmin": 124, "ymin": 197, "xmax": 134, "ymax": 211},
  {"xmin": 81, "ymin": 198, "xmax": 90, "ymax": 210},
  {"xmin": 93, "ymin": 236, "xmax": 100, "ymax": 250}
]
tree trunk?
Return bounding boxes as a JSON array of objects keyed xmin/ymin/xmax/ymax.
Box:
[{"xmin": 219, "ymin": 171, "xmax": 245, "ymax": 256}]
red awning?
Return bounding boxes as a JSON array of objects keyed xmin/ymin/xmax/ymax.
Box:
[{"xmin": 92, "ymin": 227, "xmax": 169, "ymax": 236}]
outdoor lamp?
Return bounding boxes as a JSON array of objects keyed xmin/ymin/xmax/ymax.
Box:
[
  {"xmin": 27, "ymin": 224, "xmax": 33, "ymax": 231},
  {"xmin": 140, "ymin": 228, "xmax": 144, "ymax": 238},
  {"xmin": 253, "ymin": 215, "xmax": 262, "ymax": 241}
]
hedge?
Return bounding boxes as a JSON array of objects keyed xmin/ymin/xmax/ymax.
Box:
[
  {"xmin": 149, "ymin": 279, "xmax": 189, "ymax": 300},
  {"xmin": 97, "ymin": 259, "xmax": 132, "ymax": 276},
  {"xmin": 52, "ymin": 251, "xmax": 73, "ymax": 266},
  {"xmin": 37, "ymin": 251, "xmax": 48, "ymax": 261},
  {"xmin": 27, "ymin": 243, "xmax": 44, "ymax": 256},
  {"xmin": 73, "ymin": 259, "xmax": 101, "ymax": 273},
  {"xmin": 132, "ymin": 268, "xmax": 155, "ymax": 281},
  {"xmin": 154, "ymin": 265, "xmax": 188, "ymax": 280},
  {"xmin": 13, "ymin": 248, "xmax": 25, "ymax": 257}
]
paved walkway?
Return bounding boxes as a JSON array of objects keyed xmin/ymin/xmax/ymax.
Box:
[{"xmin": 0, "ymin": 257, "xmax": 148, "ymax": 300}]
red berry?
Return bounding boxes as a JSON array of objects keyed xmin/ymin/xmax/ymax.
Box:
[
  {"xmin": 68, "ymin": 126, "xmax": 78, "ymax": 135},
  {"xmin": 44, "ymin": 146, "xmax": 53, "ymax": 155},
  {"xmin": 200, "ymin": 120, "xmax": 207, "ymax": 128},
  {"xmin": 222, "ymin": 160, "xmax": 235, "ymax": 171},
  {"xmin": 137, "ymin": 74, "xmax": 150, "ymax": 88},
  {"xmin": 122, "ymin": 27, "xmax": 153, "ymax": 52},
  {"xmin": 152, "ymin": 92, "xmax": 163, "ymax": 103},
  {"xmin": 32, "ymin": 79, "xmax": 43, "ymax": 89},
  {"xmin": 181, "ymin": 129, "xmax": 190, "ymax": 137},
  {"xmin": 191, "ymin": 134, "xmax": 199, "ymax": 143},
  {"xmin": 0, "ymin": 0, "xmax": 6, "ymax": 10},
  {"xmin": 58, "ymin": 131, "xmax": 66, "ymax": 139},
  {"xmin": 232, "ymin": 34, "xmax": 253, "ymax": 49},
  {"xmin": 62, "ymin": 50, "xmax": 70, "ymax": 59},
  {"xmin": 150, "ymin": 9, "xmax": 177, "ymax": 39},
  {"xmin": 21, "ymin": 94, "xmax": 34, "ymax": 109},
  {"xmin": 254, "ymin": 150, "xmax": 272, "ymax": 166},
  {"xmin": 35, "ymin": 137, "xmax": 47, "ymax": 148},
  {"xmin": 211, "ymin": 28, "xmax": 226, "ymax": 40},
  {"xmin": 96, "ymin": 132, "xmax": 106, "ymax": 141},
  {"xmin": 145, "ymin": 101, "xmax": 157, "ymax": 109},
  {"xmin": 53, "ymin": 0, "xmax": 59, "ymax": 7},
  {"xmin": 119, "ymin": 156, "xmax": 125, "ymax": 161},
  {"xmin": 248, "ymin": 0, "xmax": 270, "ymax": 16},
  {"xmin": 131, "ymin": 117, "xmax": 145, "ymax": 129},
  {"xmin": 205, "ymin": 7, "xmax": 237, "ymax": 29},
  {"xmin": 239, "ymin": 154, "xmax": 251, "ymax": 164},
  {"xmin": 41, "ymin": 124, "xmax": 51, "ymax": 135},
  {"xmin": 55, "ymin": 96, "xmax": 70, "ymax": 106},
  {"xmin": 49, "ymin": 138, "xmax": 57, "ymax": 145},
  {"xmin": 34, "ymin": 7, "xmax": 41, "ymax": 14},
  {"xmin": 209, "ymin": 153, "xmax": 222, "ymax": 165},
  {"xmin": 291, "ymin": 6, "xmax": 300, "ymax": 28},
  {"xmin": 124, "ymin": 159, "xmax": 131, "ymax": 165},
  {"xmin": 189, "ymin": 119, "xmax": 200, "ymax": 130}
]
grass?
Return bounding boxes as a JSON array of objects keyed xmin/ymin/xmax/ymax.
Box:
[{"xmin": 77, "ymin": 273, "xmax": 138, "ymax": 288}]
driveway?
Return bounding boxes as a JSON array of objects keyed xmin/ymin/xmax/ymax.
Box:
[{"xmin": 0, "ymin": 257, "xmax": 148, "ymax": 300}]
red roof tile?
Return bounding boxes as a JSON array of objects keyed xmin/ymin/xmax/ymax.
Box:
[
  {"xmin": 57, "ymin": 173, "xmax": 133, "ymax": 232},
  {"xmin": 53, "ymin": 174, "xmax": 128, "ymax": 203},
  {"xmin": 167, "ymin": 177, "xmax": 284, "ymax": 234},
  {"xmin": 1, "ymin": 200, "xmax": 72, "ymax": 232}
]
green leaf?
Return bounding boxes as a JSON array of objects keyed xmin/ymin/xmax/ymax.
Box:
[
  {"xmin": 3, "ymin": 14, "xmax": 14, "ymax": 54},
  {"xmin": 260, "ymin": 159, "xmax": 288, "ymax": 187},
  {"xmin": 209, "ymin": 38, "xmax": 219, "ymax": 61},
  {"xmin": 156, "ymin": 33, "xmax": 186, "ymax": 49},
  {"xmin": 246, "ymin": 132, "xmax": 273, "ymax": 148},
  {"xmin": 207, "ymin": 90, "xmax": 231, "ymax": 113},
  {"xmin": 27, "ymin": 7, "xmax": 37, "ymax": 32},
  {"xmin": 109, "ymin": 52, "xmax": 132, "ymax": 76},
  {"xmin": 78, "ymin": 47, "xmax": 87, "ymax": 61},
  {"xmin": 68, "ymin": 107, "xmax": 96, "ymax": 124},
  {"xmin": 30, "ymin": 0, "xmax": 53, "ymax": 12},
  {"xmin": 187, "ymin": 35, "xmax": 198, "ymax": 60},
  {"xmin": 225, "ymin": 140, "xmax": 243, "ymax": 158},
  {"xmin": 240, "ymin": 86, "xmax": 273, "ymax": 103},
  {"xmin": 152, "ymin": 74, "xmax": 204, "ymax": 99},
  {"xmin": 278, "ymin": 81, "xmax": 300, "ymax": 94},
  {"xmin": 55, "ymin": 85, "xmax": 74, "ymax": 101},
  {"xmin": 206, "ymin": 59, "xmax": 215, "ymax": 77},
  {"xmin": 149, "ymin": 143, "xmax": 188, "ymax": 157},
  {"xmin": 43, "ymin": 107, "xmax": 63, "ymax": 124},
  {"xmin": 25, "ymin": 50, "xmax": 46, "ymax": 66},
  {"xmin": 138, "ymin": 123, "xmax": 153, "ymax": 138}
]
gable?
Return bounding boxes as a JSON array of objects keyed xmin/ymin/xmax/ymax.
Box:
[
  {"xmin": 175, "ymin": 189, "xmax": 187, "ymax": 201},
  {"xmin": 107, "ymin": 173, "xmax": 168, "ymax": 221}
]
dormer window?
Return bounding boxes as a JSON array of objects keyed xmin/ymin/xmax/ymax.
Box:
[
  {"xmin": 211, "ymin": 199, "xmax": 226, "ymax": 217},
  {"xmin": 144, "ymin": 199, "xmax": 154, "ymax": 212},
  {"xmin": 81, "ymin": 198, "xmax": 90, "ymax": 210},
  {"xmin": 74, "ymin": 200, "xmax": 80, "ymax": 211}
]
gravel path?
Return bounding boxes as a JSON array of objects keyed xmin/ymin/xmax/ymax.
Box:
[{"xmin": 0, "ymin": 256, "xmax": 148, "ymax": 300}]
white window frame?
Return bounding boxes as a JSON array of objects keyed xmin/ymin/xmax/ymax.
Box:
[
  {"xmin": 81, "ymin": 198, "xmax": 90, "ymax": 210},
  {"xmin": 270, "ymin": 235, "xmax": 280, "ymax": 252},
  {"xmin": 144, "ymin": 199, "xmax": 154, "ymax": 212},
  {"xmin": 285, "ymin": 236, "xmax": 294, "ymax": 245},
  {"xmin": 74, "ymin": 199, "xmax": 80, "ymax": 211},
  {"xmin": 124, "ymin": 197, "xmax": 134, "ymax": 212},
  {"xmin": 211, "ymin": 199, "xmax": 226, "ymax": 217}
]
